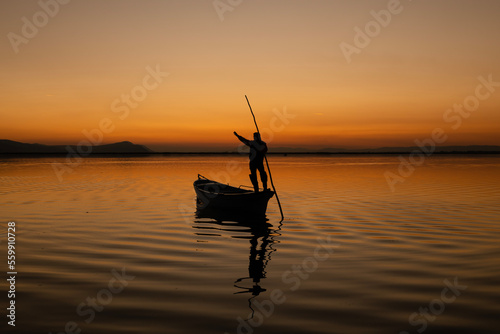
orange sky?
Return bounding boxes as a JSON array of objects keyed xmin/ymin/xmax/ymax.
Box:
[{"xmin": 1, "ymin": 0, "xmax": 499, "ymax": 151}]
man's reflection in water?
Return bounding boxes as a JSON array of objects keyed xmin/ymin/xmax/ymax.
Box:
[
  {"xmin": 236, "ymin": 222, "xmax": 272, "ymax": 289},
  {"xmin": 194, "ymin": 209, "xmax": 282, "ymax": 317}
]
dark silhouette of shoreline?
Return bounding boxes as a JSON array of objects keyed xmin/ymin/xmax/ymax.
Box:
[
  {"xmin": 1, "ymin": 139, "xmax": 499, "ymax": 156},
  {"xmin": 0, "ymin": 139, "xmax": 152, "ymax": 155}
]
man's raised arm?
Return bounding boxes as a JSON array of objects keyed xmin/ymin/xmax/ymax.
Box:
[{"xmin": 233, "ymin": 131, "xmax": 250, "ymax": 146}]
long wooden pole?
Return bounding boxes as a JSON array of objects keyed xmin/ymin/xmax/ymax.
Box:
[{"xmin": 245, "ymin": 95, "xmax": 284, "ymax": 221}]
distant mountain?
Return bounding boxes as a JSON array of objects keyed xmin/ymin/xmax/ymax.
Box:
[{"xmin": 0, "ymin": 140, "xmax": 153, "ymax": 154}]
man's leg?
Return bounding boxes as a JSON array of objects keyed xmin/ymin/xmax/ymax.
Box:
[
  {"xmin": 249, "ymin": 164, "xmax": 259, "ymax": 192},
  {"xmin": 258, "ymin": 164, "xmax": 268, "ymax": 191}
]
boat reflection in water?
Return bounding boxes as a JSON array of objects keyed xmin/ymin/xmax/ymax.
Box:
[{"xmin": 193, "ymin": 207, "xmax": 282, "ymax": 317}]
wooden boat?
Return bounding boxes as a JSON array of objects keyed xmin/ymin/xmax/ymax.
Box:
[{"xmin": 193, "ymin": 175, "xmax": 275, "ymax": 216}]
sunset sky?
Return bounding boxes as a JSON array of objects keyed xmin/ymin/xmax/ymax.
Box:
[{"xmin": 1, "ymin": 0, "xmax": 499, "ymax": 151}]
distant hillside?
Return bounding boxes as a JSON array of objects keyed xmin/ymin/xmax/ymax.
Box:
[{"xmin": 0, "ymin": 140, "xmax": 153, "ymax": 154}]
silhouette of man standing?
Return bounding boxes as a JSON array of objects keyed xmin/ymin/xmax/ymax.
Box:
[{"xmin": 234, "ymin": 131, "xmax": 268, "ymax": 192}]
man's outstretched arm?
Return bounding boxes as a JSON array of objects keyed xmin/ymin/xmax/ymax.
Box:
[{"xmin": 233, "ymin": 131, "xmax": 250, "ymax": 146}]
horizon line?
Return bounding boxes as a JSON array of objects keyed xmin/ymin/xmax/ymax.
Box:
[{"xmin": 2, "ymin": 139, "xmax": 500, "ymax": 152}]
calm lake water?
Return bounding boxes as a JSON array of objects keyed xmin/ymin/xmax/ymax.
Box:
[{"xmin": 1, "ymin": 155, "xmax": 499, "ymax": 334}]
